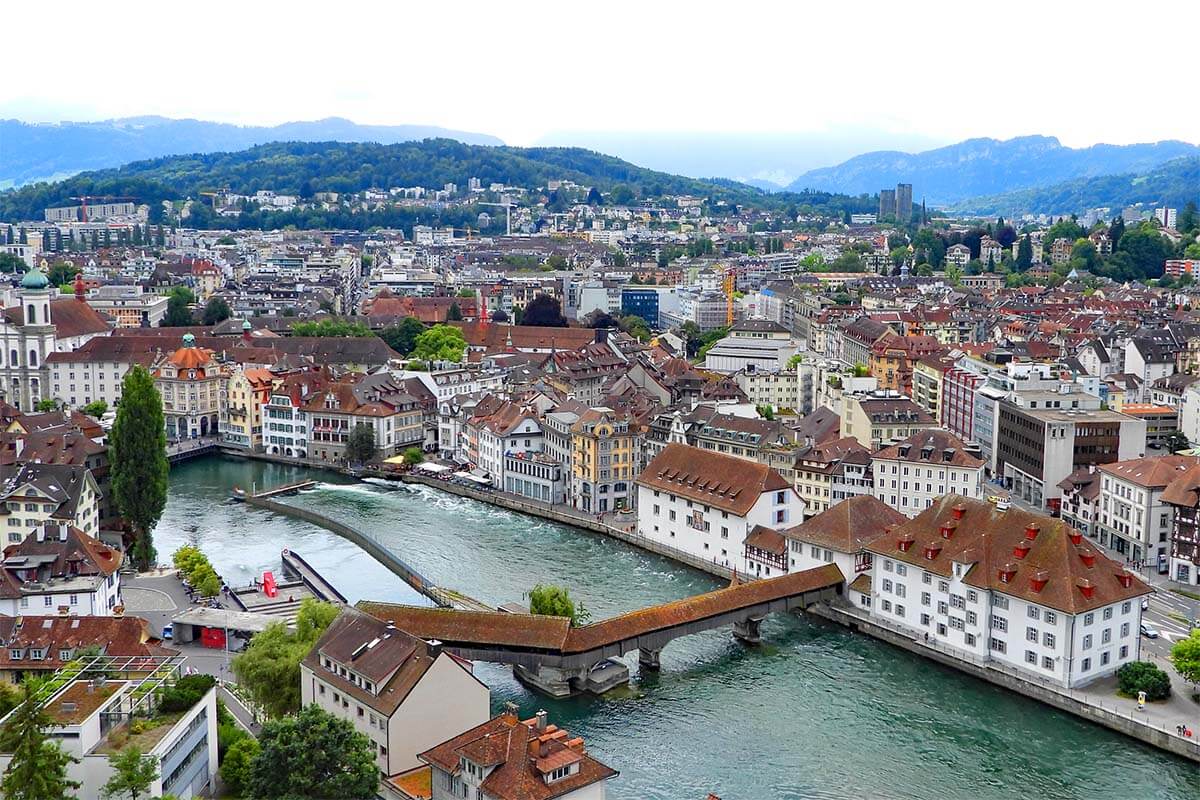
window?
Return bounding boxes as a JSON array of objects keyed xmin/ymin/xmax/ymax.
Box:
[
  {"xmin": 922, "ymin": 572, "xmax": 932, "ymax": 585},
  {"xmin": 1103, "ymin": 607, "xmax": 1113, "ymax": 620},
  {"xmin": 992, "ymin": 595, "xmax": 1009, "ymax": 610},
  {"xmin": 1027, "ymin": 606, "xmax": 1040, "ymax": 620},
  {"xmin": 967, "ymin": 590, "xmax": 978, "ymax": 603},
  {"xmin": 1121, "ymin": 622, "xmax": 1130, "ymax": 638},
  {"xmin": 1082, "ymin": 657, "xmax": 1092, "ymax": 671},
  {"xmin": 881, "ymin": 599, "xmax": 892, "ymax": 612},
  {"xmin": 938, "ymin": 580, "xmax": 949, "ymax": 593},
  {"xmin": 1102, "ymin": 628, "xmax": 1112, "ymax": 644},
  {"xmin": 1121, "ymin": 601, "xmax": 1131, "ymax": 614},
  {"xmin": 882, "ymin": 579, "xmax": 893, "ymax": 593},
  {"xmin": 990, "ymin": 638, "xmax": 1007, "ymax": 653},
  {"xmin": 965, "ymin": 633, "xmax": 976, "ymax": 647},
  {"xmin": 950, "ymin": 594, "xmax": 965, "ymax": 609},
  {"xmin": 1044, "ymin": 611, "xmax": 1056, "ymax": 625},
  {"xmin": 1084, "ymin": 612, "xmax": 1094, "ymax": 626},
  {"xmin": 896, "ymin": 564, "xmax": 907, "ymax": 577},
  {"xmin": 1044, "ymin": 633, "xmax": 1056, "ymax": 648},
  {"xmin": 1026, "ymin": 627, "xmax": 1038, "ymax": 642},
  {"xmin": 993, "ymin": 616, "xmax": 1007, "ymax": 632},
  {"xmin": 1120, "ymin": 645, "xmax": 1129, "ymax": 659},
  {"xmin": 1042, "ymin": 656, "xmax": 1054, "ymax": 669},
  {"xmin": 921, "ymin": 592, "xmax": 931, "ymax": 607},
  {"xmin": 1025, "ymin": 650, "xmax": 1037, "ymax": 665},
  {"xmin": 895, "ymin": 604, "xmax": 905, "ymax": 617},
  {"xmin": 895, "ymin": 584, "xmax": 906, "ymax": 598},
  {"xmin": 966, "ymin": 611, "xmax": 977, "ymax": 626},
  {"xmin": 884, "ymin": 560, "xmax": 893, "ymax": 572},
  {"xmin": 1083, "ymin": 634, "xmax": 1093, "ymax": 650},
  {"xmin": 1101, "ymin": 651, "xmax": 1111, "ymax": 666}
]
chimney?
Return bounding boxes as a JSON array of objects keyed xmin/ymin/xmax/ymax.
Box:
[
  {"xmin": 535, "ymin": 709, "xmax": 548, "ymax": 732},
  {"xmin": 1024, "ymin": 523, "xmax": 1040, "ymax": 541},
  {"xmin": 73, "ymin": 272, "xmax": 85, "ymax": 302},
  {"xmin": 951, "ymin": 504, "xmax": 966, "ymax": 520}
]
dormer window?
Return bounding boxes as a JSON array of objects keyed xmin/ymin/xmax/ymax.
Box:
[
  {"xmin": 546, "ymin": 764, "xmax": 578, "ymax": 783},
  {"xmin": 9, "ymin": 649, "xmax": 21, "ymax": 660}
]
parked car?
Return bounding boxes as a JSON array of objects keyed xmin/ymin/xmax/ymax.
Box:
[
  {"xmin": 1140, "ymin": 622, "xmax": 1159, "ymax": 639},
  {"xmin": 1142, "ymin": 597, "xmax": 1150, "ymax": 611},
  {"xmin": 161, "ymin": 624, "xmax": 173, "ymax": 640}
]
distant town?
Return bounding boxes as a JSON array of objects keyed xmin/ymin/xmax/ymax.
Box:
[{"xmin": 1, "ymin": 168, "xmax": 1200, "ymax": 800}]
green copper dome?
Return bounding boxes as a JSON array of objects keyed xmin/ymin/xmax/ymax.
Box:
[{"xmin": 20, "ymin": 268, "xmax": 49, "ymax": 291}]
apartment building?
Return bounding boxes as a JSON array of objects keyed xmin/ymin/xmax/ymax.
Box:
[
  {"xmin": 221, "ymin": 366, "xmax": 274, "ymax": 450},
  {"xmin": 865, "ymin": 496, "xmax": 1151, "ymax": 688},
  {"xmin": 872, "ymin": 430, "xmax": 986, "ymax": 517},
  {"xmin": 1096, "ymin": 455, "xmax": 1200, "ymax": 567},
  {"xmin": 840, "ymin": 392, "xmax": 937, "ymax": 450},
  {"xmin": 151, "ymin": 334, "xmax": 223, "ymax": 441},
  {"xmin": 780, "ymin": 495, "xmax": 905, "ymax": 583},
  {"xmin": 571, "ymin": 407, "xmax": 638, "ymax": 513},
  {"xmin": 0, "ymin": 523, "xmax": 123, "ymax": 616},
  {"xmin": 0, "ymin": 462, "xmax": 101, "ymax": 541}
]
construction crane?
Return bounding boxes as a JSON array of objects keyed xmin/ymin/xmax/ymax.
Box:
[
  {"xmin": 723, "ymin": 265, "xmax": 738, "ymax": 327},
  {"xmin": 70, "ymin": 196, "xmax": 96, "ymax": 223},
  {"xmin": 479, "ymin": 201, "xmax": 515, "ymax": 236}
]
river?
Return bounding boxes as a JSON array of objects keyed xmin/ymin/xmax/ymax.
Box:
[{"xmin": 158, "ymin": 457, "xmax": 1200, "ymax": 800}]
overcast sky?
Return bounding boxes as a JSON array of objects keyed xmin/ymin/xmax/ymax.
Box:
[{"xmin": 6, "ymin": 0, "xmax": 1198, "ymax": 149}]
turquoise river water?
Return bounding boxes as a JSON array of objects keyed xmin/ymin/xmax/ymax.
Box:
[{"xmin": 158, "ymin": 457, "xmax": 1200, "ymax": 800}]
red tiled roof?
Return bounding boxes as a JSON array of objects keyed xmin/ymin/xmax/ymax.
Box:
[{"xmin": 636, "ymin": 443, "xmax": 792, "ymax": 516}]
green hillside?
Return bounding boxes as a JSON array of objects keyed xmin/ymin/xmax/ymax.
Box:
[{"xmin": 0, "ymin": 139, "xmax": 873, "ymax": 228}]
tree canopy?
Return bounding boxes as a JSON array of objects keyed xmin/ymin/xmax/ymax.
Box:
[
  {"xmin": 161, "ymin": 286, "xmax": 196, "ymax": 327},
  {"xmin": 522, "ymin": 294, "xmax": 568, "ymax": 327},
  {"xmin": 411, "ymin": 324, "xmax": 467, "ymax": 363},
  {"xmin": 1171, "ymin": 630, "xmax": 1200, "ymax": 685},
  {"xmin": 232, "ymin": 599, "xmax": 339, "ymax": 718},
  {"xmin": 245, "ymin": 705, "xmax": 378, "ymax": 800},
  {"xmin": 345, "ymin": 423, "xmax": 377, "ymax": 465},
  {"xmin": 100, "ymin": 747, "xmax": 158, "ymax": 800},
  {"xmin": 110, "ymin": 365, "xmax": 168, "ymax": 570},
  {"xmin": 202, "ymin": 297, "xmax": 232, "ymax": 326},
  {"xmin": 0, "ymin": 679, "xmax": 81, "ymax": 800},
  {"xmin": 529, "ymin": 584, "xmax": 590, "ymax": 626},
  {"xmin": 378, "ymin": 316, "xmax": 424, "ymax": 355},
  {"xmin": 290, "ymin": 319, "xmax": 373, "ymax": 337}
]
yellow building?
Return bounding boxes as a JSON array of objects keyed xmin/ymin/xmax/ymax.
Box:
[
  {"xmin": 570, "ymin": 407, "xmax": 638, "ymax": 513},
  {"xmin": 221, "ymin": 366, "xmax": 275, "ymax": 450}
]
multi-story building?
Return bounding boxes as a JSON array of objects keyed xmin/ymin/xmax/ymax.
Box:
[
  {"xmin": 635, "ymin": 443, "xmax": 803, "ymax": 573},
  {"xmin": 872, "ymin": 430, "xmax": 986, "ymax": 517},
  {"xmin": 301, "ymin": 609, "xmax": 489, "ymax": 781},
  {"xmin": 469, "ymin": 402, "xmax": 543, "ymax": 486},
  {"xmin": 0, "ymin": 663, "xmax": 219, "ymax": 800},
  {"xmin": 1164, "ymin": 463, "xmax": 1200, "ymax": 585},
  {"xmin": 781, "ymin": 494, "xmax": 905, "ymax": 583},
  {"xmin": 702, "ymin": 320, "xmax": 798, "ymax": 374},
  {"xmin": 1095, "ymin": 455, "xmax": 1200, "ymax": 567},
  {"xmin": 840, "ymin": 392, "xmax": 937, "ymax": 450},
  {"xmin": 417, "ymin": 709, "xmax": 617, "ymax": 800},
  {"xmin": 0, "ymin": 523, "xmax": 122, "ymax": 616},
  {"xmin": 571, "ymin": 407, "xmax": 638, "ymax": 513},
  {"xmin": 995, "ymin": 405, "xmax": 1145, "ymax": 513},
  {"xmin": 865, "ymin": 496, "xmax": 1151, "ymax": 688},
  {"xmin": 0, "ymin": 462, "xmax": 102, "ymax": 542},
  {"xmin": 793, "ymin": 436, "xmax": 870, "ymax": 515},
  {"xmin": 1058, "ymin": 466, "xmax": 1102, "ymax": 540},
  {"xmin": 84, "ymin": 284, "xmax": 169, "ymax": 328},
  {"xmin": 221, "ymin": 365, "xmax": 274, "ymax": 450},
  {"xmin": 152, "ymin": 334, "xmax": 224, "ymax": 441},
  {"xmin": 47, "ymin": 335, "xmax": 154, "ymax": 409}
]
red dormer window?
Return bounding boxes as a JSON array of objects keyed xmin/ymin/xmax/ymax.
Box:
[
  {"xmin": 1077, "ymin": 548, "xmax": 1096, "ymax": 568},
  {"xmin": 1116, "ymin": 572, "xmax": 1134, "ymax": 588},
  {"xmin": 923, "ymin": 543, "xmax": 942, "ymax": 560},
  {"xmin": 940, "ymin": 523, "xmax": 957, "ymax": 539},
  {"xmin": 1030, "ymin": 571, "xmax": 1049, "ymax": 592},
  {"xmin": 1013, "ymin": 541, "xmax": 1031, "ymax": 559},
  {"xmin": 1024, "ymin": 524, "xmax": 1040, "ymax": 541}
]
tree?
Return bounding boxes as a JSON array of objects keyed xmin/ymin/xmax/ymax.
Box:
[
  {"xmin": 290, "ymin": 320, "xmax": 372, "ymax": 337},
  {"xmin": 101, "ymin": 747, "xmax": 158, "ymax": 800},
  {"xmin": 522, "ymin": 293, "xmax": 568, "ymax": 327},
  {"xmin": 232, "ymin": 600, "xmax": 338, "ymax": 718},
  {"xmin": 586, "ymin": 187, "xmax": 603, "ymax": 205},
  {"xmin": 402, "ymin": 447, "xmax": 424, "ymax": 466},
  {"xmin": 491, "ymin": 309, "xmax": 509, "ymax": 323},
  {"xmin": 220, "ymin": 737, "xmax": 260, "ymax": 798},
  {"xmin": 1016, "ymin": 235, "xmax": 1033, "ymax": 270},
  {"xmin": 1171, "ymin": 630, "xmax": 1200, "ymax": 685},
  {"xmin": 378, "ymin": 317, "xmax": 424, "ymax": 356},
  {"xmin": 245, "ymin": 705, "xmax": 378, "ymax": 800},
  {"xmin": 345, "ymin": 423, "xmax": 377, "ymax": 465},
  {"xmin": 0, "ymin": 679, "xmax": 81, "ymax": 800},
  {"xmin": 1116, "ymin": 661, "xmax": 1171, "ymax": 701},
  {"xmin": 445, "ymin": 301, "xmax": 463, "ymax": 322},
  {"xmin": 1110, "ymin": 216, "xmax": 1126, "ymax": 248},
  {"xmin": 529, "ymin": 583, "xmax": 589, "ymax": 626},
  {"xmin": 35, "ymin": 398, "xmax": 57, "ymax": 412},
  {"xmin": 618, "ymin": 314, "xmax": 650, "ymax": 341},
  {"xmin": 0, "ymin": 253, "xmax": 25, "ymax": 273},
  {"xmin": 202, "ymin": 297, "xmax": 232, "ymax": 325},
  {"xmin": 456, "ymin": 288, "xmax": 476, "ymax": 298},
  {"xmin": 583, "ymin": 310, "xmax": 618, "ymax": 329},
  {"xmin": 110, "ymin": 366, "xmax": 168, "ymax": 571},
  {"xmin": 1071, "ymin": 239, "xmax": 1100, "ymax": 271},
  {"xmin": 609, "ymin": 184, "xmax": 635, "ymax": 205},
  {"xmin": 412, "ymin": 324, "xmax": 467, "ymax": 363},
  {"xmin": 1117, "ymin": 223, "xmax": 1174, "ymax": 280},
  {"xmin": 47, "ymin": 262, "xmax": 75, "ymax": 286},
  {"xmin": 161, "ymin": 287, "xmax": 196, "ymax": 327},
  {"xmin": 1165, "ymin": 431, "xmax": 1191, "ymax": 454},
  {"xmin": 82, "ymin": 400, "xmax": 109, "ymax": 418}
]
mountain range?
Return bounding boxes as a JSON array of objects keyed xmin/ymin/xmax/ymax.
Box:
[
  {"xmin": 948, "ymin": 157, "xmax": 1200, "ymax": 217},
  {"xmin": 786, "ymin": 135, "xmax": 1200, "ymax": 206},
  {"xmin": 0, "ymin": 116, "xmax": 503, "ymax": 188}
]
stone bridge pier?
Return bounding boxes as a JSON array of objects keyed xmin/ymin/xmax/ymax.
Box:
[
  {"xmin": 732, "ymin": 615, "xmax": 766, "ymax": 645},
  {"xmin": 638, "ymin": 647, "xmax": 662, "ymax": 670}
]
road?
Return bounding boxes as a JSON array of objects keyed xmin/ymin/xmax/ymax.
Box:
[{"xmin": 1142, "ymin": 583, "xmax": 1199, "ymax": 658}]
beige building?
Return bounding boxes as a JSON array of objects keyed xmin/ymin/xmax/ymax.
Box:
[
  {"xmin": 301, "ymin": 609, "xmax": 489, "ymax": 780},
  {"xmin": 841, "ymin": 392, "xmax": 937, "ymax": 450},
  {"xmin": 151, "ymin": 333, "xmax": 224, "ymax": 441},
  {"xmin": 222, "ymin": 365, "xmax": 275, "ymax": 450}
]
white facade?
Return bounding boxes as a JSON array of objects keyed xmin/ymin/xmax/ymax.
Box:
[
  {"xmin": 636, "ymin": 483, "xmax": 802, "ymax": 572},
  {"xmin": 869, "ymin": 556, "xmax": 1144, "ymax": 688},
  {"xmin": 873, "ymin": 457, "xmax": 986, "ymax": 517},
  {"xmin": 263, "ymin": 392, "xmax": 309, "ymax": 458}
]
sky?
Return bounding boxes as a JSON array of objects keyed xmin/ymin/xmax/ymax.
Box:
[{"xmin": 4, "ymin": 0, "xmax": 1199, "ymax": 150}]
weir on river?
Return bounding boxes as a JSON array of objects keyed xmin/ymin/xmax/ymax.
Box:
[{"xmin": 159, "ymin": 456, "xmax": 1200, "ymax": 800}]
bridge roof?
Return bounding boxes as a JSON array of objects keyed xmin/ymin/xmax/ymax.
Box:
[{"xmin": 357, "ymin": 563, "xmax": 845, "ymax": 656}]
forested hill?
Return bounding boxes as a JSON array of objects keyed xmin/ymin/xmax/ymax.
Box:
[
  {"xmin": 0, "ymin": 140, "xmax": 873, "ymax": 225},
  {"xmin": 949, "ymin": 157, "xmax": 1200, "ymax": 216}
]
